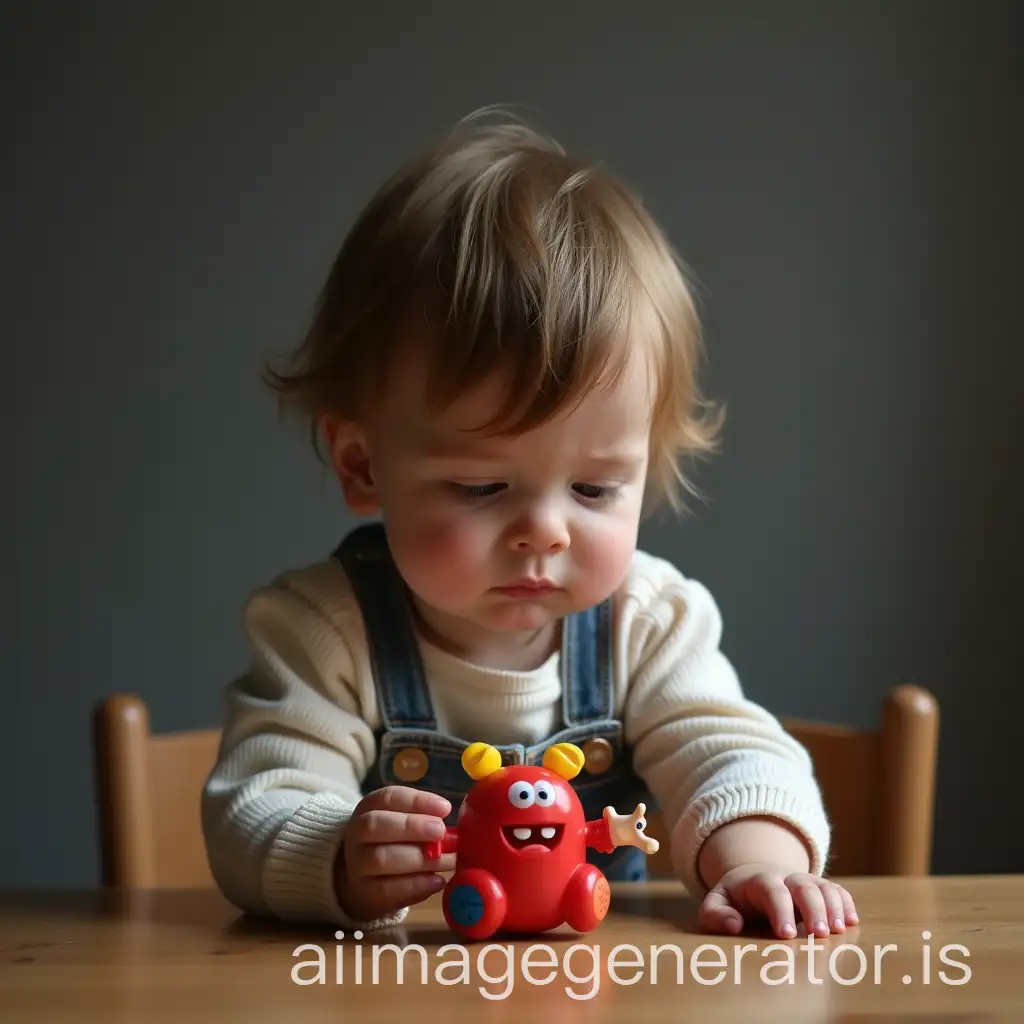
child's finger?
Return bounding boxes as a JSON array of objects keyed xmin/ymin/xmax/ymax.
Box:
[
  {"xmin": 422, "ymin": 850, "xmax": 457, "ymax": 873},
  {"xmin": 369, "ymin": 871, "xmax": 447, "ymax": 910},
  {"xmin": 348, "ymin": 808, "xmax": 446, "ymax": 845},
  {"xmin": 357, "ymin": 786, "xmax": 452, "ymax": 819},
  {"xmin": 837, "ymin": 884, "xmax": 859, "ymax": 925},
  {"xmin": 357, "ymin": 840, "xmax": 442, "ymax": 877},
  {"xmin": 789, "ymin": 881, "xmax": 830, "ymax": 938},
  {"xmin": 697, "ymin": 888, "xmax": 744, "ymax": 935},
  {"xmin": 751, "ymin": 880, "xmax": 798, "ymax": 939},
  {"xmin": 820, "ymin": 882, "xmax": 848, "ymax": 933}
]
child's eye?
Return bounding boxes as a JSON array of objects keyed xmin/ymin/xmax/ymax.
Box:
[
  {"xmin": 449, "ymin": 482, "xmax": 505, "ymax": 501},
  {"xmin": 573, "ymin": 483, "xmax": 617, "ymax": 503},
  {"xmin": 447, "ymin": 481, "xmax": 619, "ymax": 504}
]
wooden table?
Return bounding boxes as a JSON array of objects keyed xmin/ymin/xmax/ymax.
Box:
[{"xmin": 2, "ymin": 876, "xmax": 1022, "ymax": 1021}]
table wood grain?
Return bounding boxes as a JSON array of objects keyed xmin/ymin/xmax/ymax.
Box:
[{"xmin": 2, "ymin": 876, "xmax": 1022, "ymax": 1021}]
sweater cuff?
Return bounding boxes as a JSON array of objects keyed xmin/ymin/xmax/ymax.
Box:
[
  {"xmin": 672, "ymin": 783, "xmax": 831, "ymax": 896},
  {"xmin": 262, "ymin": 791, "xmax": 409, "ymax": 932}
]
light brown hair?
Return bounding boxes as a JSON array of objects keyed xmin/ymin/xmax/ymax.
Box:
[{"xmin": 264, "ymin": 110, "xmax": 724, "ymax": 517}]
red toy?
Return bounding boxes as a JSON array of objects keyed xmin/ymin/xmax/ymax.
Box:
[{"xmin": 421, "ymin": 741, "xmax": 660, "ymax": 939}]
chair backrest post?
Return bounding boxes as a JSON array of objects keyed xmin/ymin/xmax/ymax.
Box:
[
  {"xmin": 876, "ymin": 683, "xmax": 940, "ymax": 876},
  {"xmin": 92, "ymin": 694, "xmax": 156, "ymax": 887}
]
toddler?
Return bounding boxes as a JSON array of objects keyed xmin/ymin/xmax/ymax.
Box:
[{"xmin": 201, "ymin": 111, "xmax": 858, "ymax": 940}]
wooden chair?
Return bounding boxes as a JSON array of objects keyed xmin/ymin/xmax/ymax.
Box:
[
  {"xmin": 93, "ymin": 684, "xmax": 938, "ymax": 888},
  {"xmin": 644, "ymin": 683, "xmax": 940, "ymax": 879},
  {"xmin": 92, "ymin": 694, "xmax": 222, "ymax": 888}
]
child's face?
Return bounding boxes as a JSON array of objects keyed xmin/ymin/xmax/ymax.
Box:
[{"xmin": 328, "ymin": 346, "xmax": 652, "ymax": 661}]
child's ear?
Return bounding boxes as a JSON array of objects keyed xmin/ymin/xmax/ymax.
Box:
[{"xmin": 320, "ymin": 415, "xmax": 379, "ymax": 515}]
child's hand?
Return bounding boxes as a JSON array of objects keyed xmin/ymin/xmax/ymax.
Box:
[
  {"xmin": 334, "ymin": 786, "xmax": 454, "ymax": 922},
  {"xmin": 697, "ymin": 863, "xmax": 859, "ymax": 939}
]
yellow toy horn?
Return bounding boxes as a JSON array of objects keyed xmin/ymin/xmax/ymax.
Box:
[
  {"xmin": 543, "ymin": 743, "xmax": 585, "ymax": 780},
  {"xmin": 462, "ymin": 742, "xmax": 502, "ymax": 780}
]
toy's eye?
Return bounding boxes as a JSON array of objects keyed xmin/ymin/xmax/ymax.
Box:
[
  {"xmin": 508, "ymin": 782, "xmax": 535, "ymax": 808},
  {"xmin": 636, "ymin": 818, "xmax": 646, "ymax": 830},
  {"xmin": 534, "ymin": 782, "xmax": 556, "ymax": 807}
]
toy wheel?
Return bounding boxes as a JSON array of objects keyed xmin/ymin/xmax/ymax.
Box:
[
  {"xmin": 442, "ymin": 868, "xmax": 507, "ymax": 941},
  {"xmin": 562, "ymin": 863, "xmax": 611, "ymax": 933}
]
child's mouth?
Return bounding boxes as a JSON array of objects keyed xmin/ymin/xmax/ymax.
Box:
[{"xmin": 501, "ymin": 824, "xmax": 564, "ymax": 853}]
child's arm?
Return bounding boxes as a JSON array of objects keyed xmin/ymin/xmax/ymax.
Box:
[
  {"xmin": 201, "ymin": 581, "xmax": 409, "ymax": 932},
  {"xmin": 696, "ymin": 815, "xmax": 812, "ymax": 888},
  {"xmin": 619, "ymin": 558, "xmax": 833, "ymax": 928}
]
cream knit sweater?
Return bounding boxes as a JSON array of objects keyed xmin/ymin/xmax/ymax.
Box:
[{"xmin": 201, "ymin": 546, "xmax": 830, "ymax": 930}]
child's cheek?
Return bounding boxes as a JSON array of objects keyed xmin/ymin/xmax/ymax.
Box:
[
  {"xmin": 416, "ymin": 521, "xmax": 476, "ymax": 569},
  {"xmin": 585, "ymin": 518, "xmax": 639, "ymax": 588},
  {"xmin": 394, "ymin": 518, "xmax": 488, "ymax": 593}
]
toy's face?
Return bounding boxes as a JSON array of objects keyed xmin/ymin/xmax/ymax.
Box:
[
  {"xmin": 499, "ymin": 775, "xmax": 574, "ymax": 855},
  {"xmin": 463, "ymin": 767, "xmax": 584, "ymax": 860}
]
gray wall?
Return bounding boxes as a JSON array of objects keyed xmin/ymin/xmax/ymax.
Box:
[{"xmin": 4, "ymin": 2, "xmax": 1021, "ymax": 886}]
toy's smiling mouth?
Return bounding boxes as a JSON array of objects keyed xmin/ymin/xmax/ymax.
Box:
[{"xmin": 501, "ymin": 824, "xmax": 564, "ymax": 853}]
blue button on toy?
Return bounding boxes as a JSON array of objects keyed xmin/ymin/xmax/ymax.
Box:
[{"xmin": 448, "ymin": 884, "xmax": 484, "ymax": 927}]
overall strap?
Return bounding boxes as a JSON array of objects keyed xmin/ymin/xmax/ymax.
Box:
[
  {"xmin": 560, "ymin": 597, "xmax": 615, "ymax": 725},
  {"xmin": 332, "ymin": 521, "xmax": 437, "ymax": 730}
]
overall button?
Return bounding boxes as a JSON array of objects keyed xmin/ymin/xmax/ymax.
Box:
[
  {"xmin": 393, "ymin": 747, "xmax": 429, "ymax": 782},
  {"xmin": 582, "ymin": 737, "xmax": 613, "ymax": 774}
]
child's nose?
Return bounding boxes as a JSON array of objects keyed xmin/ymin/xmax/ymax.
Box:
[{"xmin": 508, "ymin": 509, "xmax": 570, "ymax": 552}]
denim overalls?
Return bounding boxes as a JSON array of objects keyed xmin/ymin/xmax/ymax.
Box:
[{"xmin": 334, "ymin": 521, "xmax": 654, "ymax": 881}]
